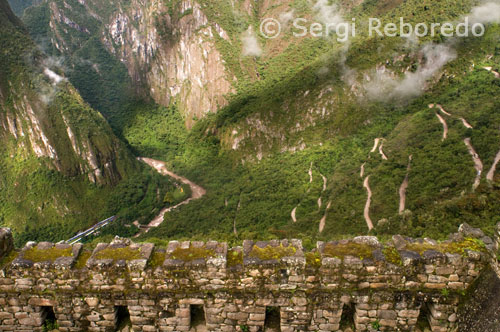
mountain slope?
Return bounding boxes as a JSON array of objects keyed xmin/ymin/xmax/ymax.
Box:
[
  {"xmin": 10, "ymin": 0, "xmax": 500, "ymax": 245},
  {"xmin": 0, "ymin": 0, "xmax": 176, "ymax": 245},
  {"xmin": 127, "ymin": 0, "xmax": 500, "ymax": 243}
]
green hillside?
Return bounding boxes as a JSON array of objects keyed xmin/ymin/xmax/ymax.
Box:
[
  {"xmin": 6, "ymin": 0, "xmax": 500, "ymax": 246},
  {"xmin": 0, "ymin": 0, "xmax": 181, "ymax": 246},
  {"xmin": 128, "ymin": 0, "xmax": 500, "ymax": 244}
]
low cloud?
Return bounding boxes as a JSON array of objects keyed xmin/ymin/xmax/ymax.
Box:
[
  {"xmin": 358, "ymin": 1, "xmax": 498, "ymax": 101},
  {"xmin": 43, "ymin": 68, "xmax": 65, "ymax": 84},
  {"xmin": 364, "ymin": 44, "xmax": 456, "ymax": 100},
  {"xmin": 38, "ymin": 57, "xmax": 67, "ymax": 104},
  {"xmin": 242, "ymin": 27, "xmax": 262, "ymax": 57},
  {"xmin": 279, "ymin": 10, "xmax": 295, "ymax": 25},
  {"xmin": 468, "ymin": 1, "xmax": 500, "ymax": 24},
  {"xmin": 313, "ymin": 0, "xmax": 345, "ymax": 29}
]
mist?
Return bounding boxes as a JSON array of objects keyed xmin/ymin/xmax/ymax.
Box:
[
  {"xmin": 313, "ymin": 0, "xmax": 345, "ymax": 30},
  {"xmin": 359, "ymin": 1, "xmax": 499, "ymax": 101},
  {"xmin": 43, "ymin": 68, "xmax": 64, "ymax": 84},
  {"xmin": 468, "ymin": 1, "xmax": 500, "ymax": 24},
  {"xmin": 279, "ymin": 10, "xmax": 295, "ymax": 26},
  {"xmin": 364, "ymin": 44, "xmax": 456, "ymax": 100},
  {"xmin": 242, "ymin": 27, "xmax": 262, "ymax": 57}
]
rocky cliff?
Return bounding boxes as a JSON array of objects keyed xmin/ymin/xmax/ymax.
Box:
[
  {"xmin": 0, "ymin": 0, "xmax": 161, "ymax": 241},
  {"xmin": 21, "ymin": 0, "xmax": 240, "ymax": 126},
  {"xmin": 104, "ymin": 0, "xmax": 234, "ymax": 126},
  {"xmin": 0, "ymin": 0, "xmax": 134, "ymax": 185}
]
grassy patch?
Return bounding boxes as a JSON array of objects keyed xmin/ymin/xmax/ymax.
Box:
[
  {"xmin": 227, "ymin": 249, "xmax": 243, "ymax": 267},
  {"xmin": 249, "ymin": 244, "xmax": 297, "ymax": 261},
  {"xmin": 149, "ymin": 251, "xmax": 166, "ymax": 268},
  {"xmin": 23, "ymin": 247, "xmax": 73, "ymax": 262},
  {"xmin": 74, "ymin": 250, "xmax": 91, "ymax": 269},
  {"xmin": 405, "ymin": 238, "xmax": 486, "ymax": 257},
  {"xmin": 169, "ymin": 246, "xmax": 215, "ymax": 261},
  {"xmin": 382, "ymin": 247, "xmax": 402, "ymax": 266},
  {"xmin": 94, "ymin": 247, "xmax": 142, "ymax": 261},
  {"xmin": 322, "ymin": 242, "xmax": 374, "ymax": 260},
  {"xmin": 0, "ymin": 250, "xmax": 18, "ymax": 268},
  {"xmin": 305, "ymin": 251, "xmax": 321, "ymax": 268}
]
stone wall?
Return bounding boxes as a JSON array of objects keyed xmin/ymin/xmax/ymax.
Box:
[
  {"xmin": 0, "ymin": 229, "xmax": 13, "ymax": 261},
  {"xmin": 0, "ymin": 224, "xmax": 498, "ymax": 332}
]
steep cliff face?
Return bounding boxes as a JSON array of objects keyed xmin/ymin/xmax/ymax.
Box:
[
  {"xmin": 0, "ymin": 0, "xmax": 145, "ymax": 238},
  {"xmin": 0, "ymin": 79, "xmax": 133, "ymax": 185},
  {"xmin": 103, "ymin": 0, "xmax": 233, "ymax": 126},
  {"xmin": 21, "ymin": 0, "xmax": 236, "ymax": 126},
  {"xmin": 0, "ymin": 43, "xmax": 132, "ymax": 186}
]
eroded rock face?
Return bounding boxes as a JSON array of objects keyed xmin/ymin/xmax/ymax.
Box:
[
  {"xmin": 102, "ymin": 0, "xmax": 233, "ymax": 126},
  {"xmin": 0, "ymin": 82, "xmax": 128, "ymax": 185},
  {"xmin": 31, "ymin": 0, "xmax": 235, "ymax": 126},
  {"xmin": 1, "ymin": 0, "xmax": 132, "ymax": 186},
  {"xmin": 0, "ymin": 228, "xmax": 13, "ymax": 260},
  {"xmin": 458, "ymin": 268, "xmax": 500, "ymax": 332}
]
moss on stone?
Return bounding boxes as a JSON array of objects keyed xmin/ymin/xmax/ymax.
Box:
[
  {"xmin": 0, "ymin": 250, "xmax": 18, "ymax": 268},
  {"xmin": 249, "ymin": 244, "xmax": 296, "ymax": 261},
  {"xmin": 305, "ymin": 252, "xmax": 321, "ymax": 268},
  {"xmin": 227, "ymin": 249, "xmax": 243, "ymax": 267},
  {"xmin": 150, "ymin": 251, "xmax": 166, "ymax": 268},
  {"xmin": 170, "ymin": 246, "xmax": 215, "ymax": 262},
  {"xmin": 94, "ymin": 247, "xmax": 142, "ymax": 261},
  {"xmin": 23, "ymin": 247, "xmax": 72, "ymax": 262},
  {"xmin": 444, "ymin": 238, "xmax": 486, "ymax": 255},
  {"xmin": 74, "ymin": 250, "xmax": 92, "ymax": 269},
  {"xmin": 405, "ymin": 238, "xmax": 486, "ymax": 257},
  {"xmin": 323, "ymin": 242, "xmax": 373, "ymax": 260},
  {"xmin": 383, "ymin": 247, "xmax": 402, "ymax": 266}
]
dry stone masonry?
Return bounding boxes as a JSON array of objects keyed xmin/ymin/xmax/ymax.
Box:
[{"xmin": 0, "ymin": 224, "xmax": 498, "ymax": 332}]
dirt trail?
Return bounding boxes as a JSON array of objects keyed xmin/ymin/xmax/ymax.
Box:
[
  {"xmin": 438, "ymin": 104, "xmax": 473, "ymax": 129},
  {"xmin": 321, "ymin": 174, "xmax": 327, "ymax": 191},
  {"xmin": 319, "ymin": 201, "xmax": 332, "ymax": 233},
  {"xmin": 370, "ymin": 137, "xmax": 388, "ymax": 160},
  {"xmin": 463, "ymin": 139, "xmax": 484, "ymax": 190},
  {"xmin": 436, "ymin": 104, "xmax": 451, "ymax": 116},
  {"xmin": 233, "ymin": 198, "xmax": 241, "ymax": 235},
  {"xmin": 360, "ymin": 163, "xmax": 366, "ymax": 178},
  {"xmin": 291, "ymin": 163, "xmax": 316, "ymax": 223},
  {"xmin": 460, "ymin": 118, "xmax": 474, "ymax": 129},
  {"xmin": 432, "ymin": 104, "xmax": 473, "ymax": 129},
  {"xmin": 398, "ymin": 155, "xmax": 412, "ymax": 214},
  {"xmin": 378, "ymin": 141, "xmax": 388, "ymax": 160},
  {"xmin": 435, "ymin": 112, "xmax": 448, "ymax": 140},
  {"xmin": 371, "ymin": 138, "xmax": 381, "ymax": 153},
  {"xmin": 291, "ymin": 207, "xmax": 297, "ymax": 223},
  {"xmin": 363, "ymin": 176, "xmax": 374, "ymax": 231},
  {"xmin": 292, "ymin": 164, "xmax": 314, "ymax": 223},
  {"xmin": 484, "ymin": 66, "xmax": 500, "ymax": 78},
  {"xmin": 486, "ymin": 149, "xmax": 500, "ymax": 182},
  {"xmin": 136, "ymin": 158, "xmax": 206, "ymax": 235},
  {"xmin": 308, "ymin": 162, "xmax": 313, "ymax": 183},
  {"xmin": 317, "ymin": 174, "xmax": 327, "ymax": 209}
]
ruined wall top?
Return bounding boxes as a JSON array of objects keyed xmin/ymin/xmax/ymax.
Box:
[
  {"xmin": 0, "ymin": 224, "xmax": 498, "ymax": 332},
  {"xmin": 0, "ymin": 223, "xmax": 497, "ymax": 297}
]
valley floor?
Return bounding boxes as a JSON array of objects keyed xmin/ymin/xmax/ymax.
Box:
[{"xmin": 134, "ymin": 157, "xmax": 206, "ymax": 236}]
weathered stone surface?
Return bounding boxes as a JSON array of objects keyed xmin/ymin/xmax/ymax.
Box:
[{"xmin": 0, "ymin": 226, "xmax": 496, "ymax": 332}]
